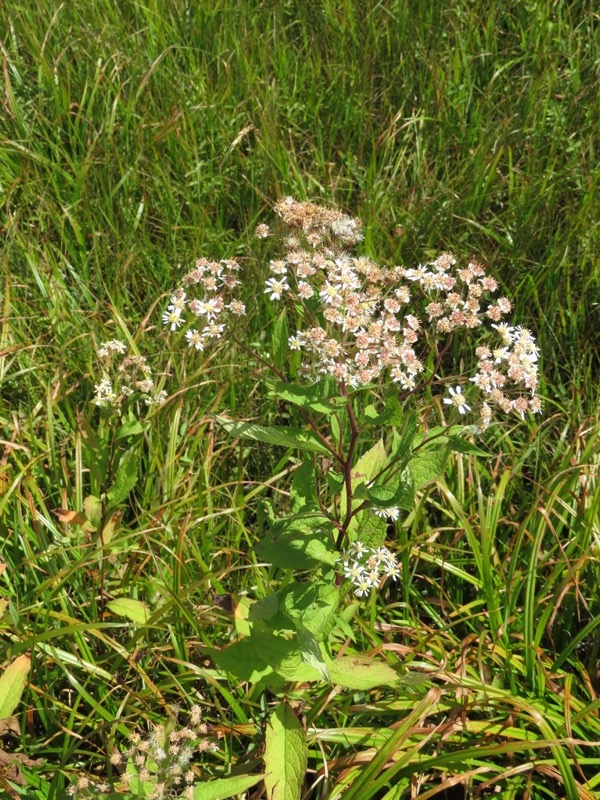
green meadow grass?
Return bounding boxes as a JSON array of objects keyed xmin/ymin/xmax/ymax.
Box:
[{"xmin": 0, "ymin": 1, "xmax": 599, "ymax": 798}]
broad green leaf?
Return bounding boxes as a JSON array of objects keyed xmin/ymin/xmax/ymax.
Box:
[
  {"xmin": 361, "ymin": 396, "xmax": 404, "ymax": 427},
  {"xmin": 264, "ymin": 703, "xmax": 308, "ymax": 800},
  {"xmin": 115, "ymin": 418, "xmax": 149, "ymax": 441},
  {"xmin": 207, "ymin": 639, "xmax": 275, "ymax": 684},
  {"xmin": 343, "ymin": 439, "xmax": 388, "ymax": 518},
  {"xmin": 409, "ymin": 443, "xmax": 449, "ymax": 490},
  {"xmin": 255, "ymin": 526, "xmax": 338, "ymax": 570},
  {"xmin": 352, "ymin": 439, "xmax": 387, "ymax": 487},
  {"xmin": 329, "ymin": 655, "xmax": 399, "ymax": 690},
  {"xmin": 390, "ymin": 409, "xmax": 418, "ymax": 461},
  {"xmin": 107, "ymin": 450, "xmax": 138, "ymax": 505},
  {"xmin": 83, "ymin": 495, "xmax": 102, "ymax": 528},
  {"xmin": 247, "ymin": 592, "xmax": 280, "ymax": 623},
  {"xmin": 250, "ymin": 622, "xmax": 321, "ymax": 683},
  {"xmin": 368, "ymin": 466, "xmax": 414, "ymax": 511},
  {"xmin": 447, "ymin": 434, "xmax": 490, "ymax": 457},
  {"xmin": 106, "ymin": 598, "xmax": 149, "ymax": 625},
  {"xmin": 209, "ymin": 627, "xmax": 320, "ymax": 685},
  {"xmin": 272, "ymin": 310, "xmax": 289, "ymax": 373},
  {"xmin": 215, "ymin": 417, "xmax": 332, "ymax": 455},
  {"xmin": 350, "ymin": 509, "xmax": 388, "ymax": 549},
  {"xmin": 265, "ymin": 379, "xmax": 344, "ymax": 415},
  {"xmin": 193, "ymin": 773, "xmax": 265, "ymax": 800},
  {"xmin": 280, "ymin": 583, "xmax": 340, "ymax": 640},
  {"xmin": 326, "ymin": 471, "xmax": 344, "ymax": 493},
  {"xmin": 297, "ymin": 627, "xmax": 330, "ymax": 681},
  {"xmin": 0, "ymin": 654, "xmax": 30, "ymax": 718},
  {"xmin": 290, "ymin": 458, "xmax": 318, "ymax": 511},
  {"xmin": 234, "ymin": 597, "xmax": 252, "ymax": 636}
]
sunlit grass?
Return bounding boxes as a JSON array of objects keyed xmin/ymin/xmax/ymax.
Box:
[{"xmin": 0, "ymin": 1, "xmax": 599, "ymax": 798}]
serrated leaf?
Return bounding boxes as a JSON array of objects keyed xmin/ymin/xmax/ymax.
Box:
[
  {"xmin": 193, "ymin": 773, "xmax": 265, "ymax": 800},
  {"xmin": 0, "ymin": 654, "xmax": 30, "ymax": 718},
  {"xmin": 280, "ymin": 583, "xmax": 340, "ymax": 640},
  {"xmin": 106, "ymin": 598, "xmax": 149, "ymax": 625},
  {"xmin": 329, "ymin": 655, "xmax": 399, "ymax": 690},
  {"xmin": 107, "ymin": 450, "xmax": 138, "ymax": 505},
  {"xmin": 265, "ymin": 379, "xmax": 344, "ymax": 415},
  {"xmin": 115, "ymin": 414, "xmax": 149, "ymax": 441},
  {"xmin": 368, "ymin": 466, "xmax": 414, "ymax": 511},
  {"xmin": 215, "ymin": 417, "xmax": 331, "ymax": 455},
  {"xmin": 352, "ymin": 439, "xmax": 387, "ymax": 487},
  {"xmin": 290, "ymin": 458, "xmax": 318, "ymax": 512},
  {"xmin": 447, "ymin": 434, "xmax": 490, "ymax": 457},
  {"xmin": 264, "ymin": 703, "xmax": 308, "ymax": 800},
  {"xmin": 207, "ymin": 639, "xmax": 275, "ymax": 684},
  {"xmin": 409, "ymin": 443, "xmax": 449, "ymax": 490},
  {"xmin": 255, "ymin": 527, "xmax": 338, "ymax": 570},
  {"xmin": 297, "ymin": 627, "xmax": 330, "ymax": 681},
  {"xmin": 351, "ymin": 509, "xmax": 388, "ymax": 549},
  {"xmin": 391, "ymin": 409, "xmax": 418, "ymax": 460},
  {"xmin": 83, "ymin": 495, "xmax": 103, "ymax": 528}
]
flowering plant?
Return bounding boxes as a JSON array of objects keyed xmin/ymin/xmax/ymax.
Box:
[{"xmin": 164, "ymin": 198, "xmax": 540, "ymax": 689}]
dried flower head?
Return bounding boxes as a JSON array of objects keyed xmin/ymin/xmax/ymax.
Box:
[
  {"xmin": 68, "ymin": 706, "xmax": 217, "ymax": 799},
  {"xmin": 94, "ymin": 338, "xmax": 166, "ymax": 410},
  {"xmin": 163, "ymin": 259, "xmax": 245, "ymax": 353},
  {"xmin": 258, "ymin": 198, "xmax": 541, "ymax": 425}
]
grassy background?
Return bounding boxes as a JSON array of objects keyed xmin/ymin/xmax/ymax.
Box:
[{"xmin": 1, "ymin": 1, "xmax": 599, "ymax": 798}]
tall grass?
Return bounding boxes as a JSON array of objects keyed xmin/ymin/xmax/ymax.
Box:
[{"xmin": 1, "ymin": 1, "xmax": 599, "ymax": 798}]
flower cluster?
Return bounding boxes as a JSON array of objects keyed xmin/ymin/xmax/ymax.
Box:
[
  {"xmin": 68, "ymin": 705, "xmax": 217, "ymax": 800},
  {"xmin": 163, "ymin": 258, "xmax": 246, "ymax": 351},
  {"xmin": 257, "ymin": 197, "xmax": 540, "ymax": 430},
  {"xmin": 93, "ymin": 339, "xmax": 166, "ymax": 409},
  {"xmin": 342, "ymin": 541, "xmax": 400, "ymax": 597}
]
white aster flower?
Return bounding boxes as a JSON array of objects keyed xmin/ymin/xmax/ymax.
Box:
[
  {"xmin": 354, "ymin": 575, "xmax": 374, "ymax": 598},
  {"xmin": 185, "ymin": 329, "xmax": 204, "ymax": 350},
  {"xmin": 162, "ymin": 309, "xmax": 183, "ymax": 331},
  {"xmin": 443, "ymin": 386, "xmax": 471, "ymax": 414},
  {"xmin": 373, "ymin": 506, "xmax": 400, "ymax": 521},
  {"xmin": 264, "ymin": 277, "xmax": 289, "ymax": 300}
]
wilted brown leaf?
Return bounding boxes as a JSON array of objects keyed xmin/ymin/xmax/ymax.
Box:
[{"xmin": 0, "ymin": 718, "xmax": 20, "ymax": 737}]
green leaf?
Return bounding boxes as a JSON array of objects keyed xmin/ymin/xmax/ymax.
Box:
[
  {"xmin": 265, "ymin": 379, "xmax": 344, "ymax": 415},
  {"xmin": 447, "ymin": 434, "xmax": 490, "ymax": 457},
  {"xmin": 329, "ymin": 655, "xmax": 400, "ymax": 690},
  {"xmin": 280, "ymin": 583, "xmax": 340, "ymax": 641},
  {"xmin": 409, "ymin": 443, "xmax": 449, "ymax": 490},
  {"xmin": 250, "ymin": 622, "xmax": 321, "ymax": 683},
  {"xmin": 256, "ymin": 526, "xmax": 338, "ymax": 570},
  {"xmin": 193, "ymin": 774, "xmax": 265, "ymax": 800},
  {"xmin": 215, "ymin": 417, "xmax": 332, "ymax": 455},
  {"xmin": 361, "ymin": 396, "xmax": 404, "ymax": 427},
  {"xmin": 83, "ymin": 495, "xmax": 103, "ymax": 529},
  {"xmin": 368, "ymin": 466, "xmax": 415, "ymax": 511},
  {"xmin": 326, "ymin": 471, "xmax": 344, "ymax": 493},
  {"xmin": 106, "ymin": 598, "xmax": 150, "ymax": 625},
  {"xmin": 207, "ymin": 639, "xmax": 275, "ymax": 684},
  {"xmin": 115, "ymin": 417, "xmax": 149, "ymax": 441},
  {"xmin": 390, "ymin": 410, "xmax": 418, "ymax": 461},
  {"xmin": 272, "ymin": 310, "xmax": 289, "ymax": 373},
  {"xmin": 107, "ymin": 449, "xmax": 138, "ymax": 505},
  {"xmin": 290, "ymin": 458, "xmax": 318, "ymax": 512},
  {"xmin": 0, "ymin": 654, "xmax": 30, "ymax": 718},
  {"xmin": 351, "ymin": 509, "xmax": 388, "ymax": 549},
  {"xmin": 352, "ymin": 439, "xmax": 387, "ymax": 487},
  {"xmin": 264, "ymin": 703, "xmax": 308, "ymax": 800},
  {"xmin": 297, "ymin": 627, "xmax": 330, "ymax": 681}
]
